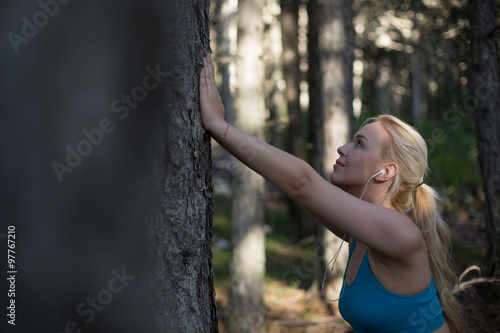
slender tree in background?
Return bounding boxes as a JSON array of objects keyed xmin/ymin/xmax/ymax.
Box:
[
  {"xmin": 281, "ymin": 0, "xmax": 314, "ymax": 239},
  {"xmin": 149, "ymin": 1, "xmax": 218, "ymax": 332},
  {"xmin": 468, "ymin": 0, "xmax": 500, "ymax": 275},
  {"xmin": 308, "ymin": 0, "xmax": 354, "ymax": 304},
  {"xmin": 281, "ymin": 0, "xmax": 302, "ymax": 157},
  {"xmin": 410, "ymin": 9, "xmax": 422, "ymax": 127},
  {"xmin": 215, "ymin": 0, "xmax": 237, "ymax": 123},
  {"xmin": 374, "ymin": 53, "xmax": 391, "ymax": 114},
  {"xmin": 264, "ymin": 0, "xmax": 286, "ymax": 150},
  {"xmin": 227, "ymin": 0, "xmax": 266, "ymax": 331}
]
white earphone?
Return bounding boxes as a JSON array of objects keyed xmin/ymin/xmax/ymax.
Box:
[{"xmin": 359, "ymin": 169, "xmax": 385, "ymax": 200}]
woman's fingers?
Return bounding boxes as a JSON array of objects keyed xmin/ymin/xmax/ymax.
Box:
[
  {"xmin": 200, "ymin": 68, "xmax": 206, "ymax": 92},
  {"xmin": 199, "ymin": 53, "xmax": 226, "ymax": 132},
  {"xmin": 200, "ymin": 56, "xmax": 207, "ymax": 89},
  {"xmin": 200, "ymin": 55, "xmax": 210, "ymax": 92},
  {"xmin": 209, "ymin": 53, "xmax": 215, "ymax": 76},
  {"xmin": 201, "ymin": 53, "xmax": 217, "ymax": 95}
]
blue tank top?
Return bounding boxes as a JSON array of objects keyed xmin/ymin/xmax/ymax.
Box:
[{"xmin": 339, "ymin": 240, "xmax": 445, "ymax": 333}]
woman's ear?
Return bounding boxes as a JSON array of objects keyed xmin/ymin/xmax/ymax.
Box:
[{"xmin": 377, "ymin": 163, "xmax": 397, "ymax": 181}]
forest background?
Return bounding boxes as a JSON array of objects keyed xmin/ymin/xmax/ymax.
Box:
[{"xmin": 207, "ymin": 0, "xmax": 500, "ymax": 332}]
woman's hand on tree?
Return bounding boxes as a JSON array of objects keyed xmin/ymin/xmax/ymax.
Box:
[{"xmin": 200, "ymin": 53, "xmax": 226, "ymax": 133}]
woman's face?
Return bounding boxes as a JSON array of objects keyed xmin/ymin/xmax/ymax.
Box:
[{"xmin": 330, "ymin": 121, "xmax": 388, "ymax": 194}]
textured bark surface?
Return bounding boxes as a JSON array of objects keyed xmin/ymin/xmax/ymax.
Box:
[
  {"xmin": 227, "ymin": 0, "xmax": 266, "ymax": 332},
  {"xmin": 149, "ymin": 1, "xmax": 218, "ymax": 332},
  {"xmin": 308, "ymin": 0, "xmax": 354, "ymax": 301},
  {"xmin": 468, "ymin": 0, "xmax": 500, "ymax": 275}
]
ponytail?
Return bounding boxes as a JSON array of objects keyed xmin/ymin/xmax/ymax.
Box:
[{"xmin": 413, "ymin": 184, "xmax": 465, "ymax": 333}]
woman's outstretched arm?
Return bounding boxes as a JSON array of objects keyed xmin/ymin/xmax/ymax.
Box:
[
  {"xmin": 200, "ymin": 53, "xmax": 312, "ymax": 199},
  {"xmin": 200, "ymin": 53, "xmax": 345, "ymax": 240},
  {"xmin": 200, "ymin": 55, "xmax": 322, "ymax": 208},
  {"xmin": 199, "ymin": 53, "xmax": 424, "ymax": 258}
]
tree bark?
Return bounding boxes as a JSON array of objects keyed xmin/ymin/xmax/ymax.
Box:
[
  {"xmin": 468, "ymin": 0, "xmax": 500, "ymax": 275},
  {"xmin": 150, "ymin": 1, "xmax": 218, "ymax": 332},
  {"xmin": 308, "ymin": 0, "xmax": 354, "ymax": 306},
  {"xmin": 227, "ymin": 0, "xmax": 267, "ymax": 332}
]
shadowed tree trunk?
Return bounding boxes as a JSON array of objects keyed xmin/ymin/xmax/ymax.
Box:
[
  {"xmin": 227, "ymin": 0, "xmax": 266, "ymax": 332},
  {"xmin": 468, "ymin": 0, "xmax": 500, "ymax": 275},
  {"xmin": 281, "ymin": 0, "xmax": 302, "ymax": 158},
  {"xmin": 375, "ymin": 52, "xmax": 391, "ymax": 114},
  {"xmin": 0, "ymin": 1, "xmax": 168, "ymax": 332},
  {"xmin": 281, "ymin": 0, "xmax": 314, "ymax": 239},
  {"xmin": 213, "ymin": 0, "xmax": 237, "ymax": 191},
  {"xmin": 149, "ymin": 1, "xmax": 218, "ymax": 332},
  {"xmin": 308, "ymin": 0, "xmax": 354, "ymax": 308},
  {"xmin": 215, "ymin": 0, "xmax": 237, "ymax": 123},
  {"xmin": 410, "ymin": 12, "xmax": 422, "ymax": 128},
  {"xmin": 265, "ymin": 0, "xmax": 285, "ymax": 150}
]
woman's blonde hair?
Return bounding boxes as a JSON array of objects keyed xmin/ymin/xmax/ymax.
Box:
[{"xmin": 365, "ymin": 115, "xmax": 465, "ymax": 333}]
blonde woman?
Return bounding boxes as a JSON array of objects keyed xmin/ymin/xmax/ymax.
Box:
[{"xmin": 200, "ymin": 53, "xmax": 465, "ymax": 332}]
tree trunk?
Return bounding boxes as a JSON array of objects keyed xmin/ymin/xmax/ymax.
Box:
[
  {"xmin": 265, "ymin": 0, "xmax": 285, "ymax": 149},
  {"xmin": 468, "ymin": 0, "xmax": 500, "ymax": 275},
  {"xmin": 281, "ymin": 0, "xmax": 314, "ymax": 239},
  {"xmin": 150, "ymin": 1, "xmax": 218, "ymax": 332},
  {"xmin": 308, "ymin": 0, "xmax": 354, "ymax": 307},
  {"xmin": 213, "ymin": 0, "xmax": 238, "ymax": 191},
  {"xmin": 215, "ymin": 0, "xmax": 237, "ymax": 123},
  {"xmin": 281, "ymin": 0, "xmax": 302, "ymax": 159},
  {"xmin": 375, "ymin": 52, "xmax": 391, "ymax": 114},
  {"xmin": 1, "ymin": 1, "xmax": 168, "ymax": 332},
  {"xmin": 410, "ymin": 13, "xmax": 422, "ymax": 127},
  {"xmin": 227, "ymin": 0, "xmax": 266, "ymax": 332}
]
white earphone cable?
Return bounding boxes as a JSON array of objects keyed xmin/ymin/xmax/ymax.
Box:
[{"xmin": 321, "ymin": 170, "xmax": 382, "ymax": 302}]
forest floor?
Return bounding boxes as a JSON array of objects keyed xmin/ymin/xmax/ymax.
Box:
[{"xmin": 212, "ymin": 174, "xmax": 500, "ymax": 332}]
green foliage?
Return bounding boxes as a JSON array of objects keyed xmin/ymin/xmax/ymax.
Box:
[
  {"xmin": 212, "ymin": 248, "xmax": 230, "ymax": 288},
  {"xmin": 422, "ymin": 116, "xmax": 482, "ymax": 197},
  {"xmin": 212, "ymin": 196, "xmax": 232, "ymax": 288},
  {"xmin": 213, "ymin": 195, "xmax": 232, "ymax": 240},
  {"xmin": 451, "ymin": 239, "xmax": 487, "ymax": 272}
]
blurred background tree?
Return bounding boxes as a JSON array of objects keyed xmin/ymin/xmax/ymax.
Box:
[
  {"xmin": 307, "ymin": 0, "xmax": 355, "ymax": 312},
  {"xmin": 227, "ymin": 0, "xmax": 267, "ymax": 332}
]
